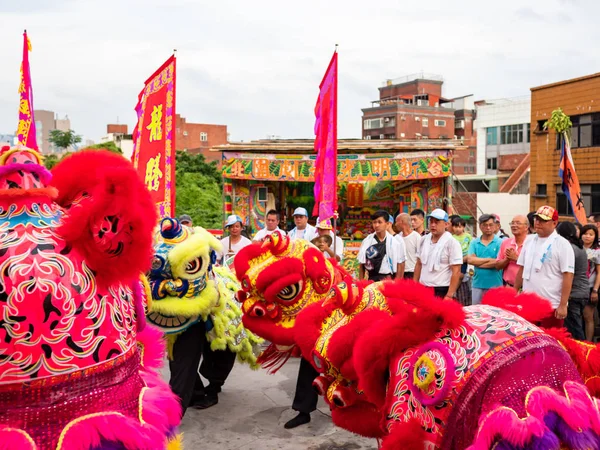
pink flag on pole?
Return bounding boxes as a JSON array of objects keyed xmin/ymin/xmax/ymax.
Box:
[
  {"xmin": 312, "ymin": 51, "xmax": 338, "ymax": 221},
  {"xmin": 16, "ymin": 31, "xmax": 37, "ymax": 150}
]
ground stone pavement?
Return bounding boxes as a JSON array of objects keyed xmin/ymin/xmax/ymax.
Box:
[{"xmin": 161, "ymin": 358, "xmax": 378, "ymax": 449}]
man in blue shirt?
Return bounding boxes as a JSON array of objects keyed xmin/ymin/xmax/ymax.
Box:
[{"xmin": 468, "ymin": 214, "xmax": 503, "ymax": 304}]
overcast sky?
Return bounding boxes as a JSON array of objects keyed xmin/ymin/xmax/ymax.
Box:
[{"xmin": 0, "ymin": 0, "xmax": 597, "ymax": 143}]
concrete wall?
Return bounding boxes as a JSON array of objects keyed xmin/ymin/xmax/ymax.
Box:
[
  {"xmin": 477, "ymin": 193, "xmax": 530, "ymax": 236},
  {"xmin": 474, "ymin": 97, "xmax": 531, "ymax": 175}
]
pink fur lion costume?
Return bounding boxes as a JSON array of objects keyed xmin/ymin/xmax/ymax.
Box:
[
  {"xmin": 0, "ymin": 147, "xmax": 181, "ymax": 450},
  {"xmin": 235, "ymin": 232, "xmax": 600, "ymax": 450}
]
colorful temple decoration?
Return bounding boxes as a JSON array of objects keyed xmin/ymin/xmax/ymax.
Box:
[{"xmin": 222, "ymin": 152, "xmax": 451, "ymax": 182}]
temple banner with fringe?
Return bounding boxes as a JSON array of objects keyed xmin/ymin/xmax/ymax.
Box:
[{"xmin": 132, "ymin": 55, "xmax": 176, "ymax": 218}]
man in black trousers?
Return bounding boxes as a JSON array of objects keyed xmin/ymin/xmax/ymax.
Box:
[
  {"xmin": 284, "ymin": 357, "xmax": 320, "ymax": 428},
  {"xmin": 168, "ymin": 320, "xmax": 236, "ymax": 416}
]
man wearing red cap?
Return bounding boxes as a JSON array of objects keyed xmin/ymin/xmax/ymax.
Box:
[{"xmin": 515, "ymin": 205, "xmax": 575, "ymax": 327}]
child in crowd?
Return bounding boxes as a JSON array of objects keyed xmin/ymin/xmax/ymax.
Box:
[
  {"xmin": 451, "ymin": 216, "xmax": 473, "ymax": 306},
  {"xmin": 312, "ymin": 235, "xmax": 333, "ymax": 257}
]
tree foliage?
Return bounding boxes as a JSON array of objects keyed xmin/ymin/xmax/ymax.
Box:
[
  {"xmin": 48, "ymin": 129, "xmax": 82, "ymax": 151},
  {"xmin": 175, "ymin": 151, "xmax": 223, "ymax": 228},
  {"xmin": 83, "ymin": 141, "xmax": 123, "ymax": 154},
  {"xmin": 43, "ymin": 154, "xmax": 60, "ymax": 170}
]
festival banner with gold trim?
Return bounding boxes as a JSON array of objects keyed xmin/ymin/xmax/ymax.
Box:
[
  {"xmin": 132, "ymin": 55, "xmax": 176, "ymax": 218},
  {"xmin": 16, "ymin": 30, "xmax": 37, "ymax": 150},
  {"xmin": 221, "ymin": 151, "xmax": 451, "ymax": 182}
]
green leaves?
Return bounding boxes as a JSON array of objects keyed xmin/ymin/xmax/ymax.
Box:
[
  {"xmin": 175, "ymin": 151, "xmax": 223, "ymax": 228},
  {"xmin": 43, "ymin": 154, "xmax": 59, "ymax": 170},
  {"xmin": 544, "ymin": 108, "xmax": 573, "ymax": 136},
  {"xmin": 48, "ymin": 129, "xmax": 82, "ymax": 151},
  {"xmin": 175, "ymin": 172, "xmax": 222, "ymax": 229},
  {"xmin": 84, "ymin": 141, "xmax": 122, "ymax": 154}
]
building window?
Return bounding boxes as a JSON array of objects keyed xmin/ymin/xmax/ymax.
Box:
[
  {"xmin": 434, "ymin": 119, "xmax": 446, "ymax": 127},
  {"xmin": 526, "ymin": 123, "xmax": 531, "ymax": 143},
  {"xmin": 536, "ymin": 184, "xmax": 547, "ymax": 196},
  {"xmin": 486, "ymin": 127, "xmax": 498, "ymax": 145},
  {"xmin": 200, "ymin": 132, "xmax": 208, "ymax": 142},
  {"xmin": 554, "ymin": 113, "xmax": 600, "ymax": 149},
  {"xmin": 422, "ymin": 118, "xmax": 429, "ymax": 127},
  {"xmin": 500, "ymin": 124, "xmax": 524, "ymax": 144},
  {"xmin": 364, "ymin": 118, "xmax": 384, "ymax": 130},
  {"xmin": 487, "ymin": 157, "xmax": 497, "ymax": 170},
  {"xmin": 183, "ymin": 131, "xmax": 188, "ymax": 136},
  {"xmin": 556, "ymin": 184, "xmax": 600, "ymax": 215},
  {"xmin": 469, "ymin": 150, "xmax": 475, "ymax": 158}
]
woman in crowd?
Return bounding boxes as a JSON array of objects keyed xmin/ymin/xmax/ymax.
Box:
[
  {"xmin": 557, "ymin": 222, "xmax": 589, "ymax": 340},
  {"xmin": 581, "ymin": 224, "xmax": 600, "ymax": 341}
]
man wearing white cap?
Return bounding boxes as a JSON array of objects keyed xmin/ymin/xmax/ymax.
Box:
[
  {"xmin": 414, "ymin": 208, "xmax": 463, "ymax": 299},
  {"xmin": 287, "ymin": 207, "xmax": 318, "ymax": 241},
  {"xmin": 220, "ymin": 215, "xmax": 252, "ymax": 264},
  {"xmin": 315, "ymin": 218, "xmax": 344, "ymax": 262}
]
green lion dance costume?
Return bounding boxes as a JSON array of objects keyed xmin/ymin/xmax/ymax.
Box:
[{"xmin": 147, "ymin": 217, "xmax": 261, "ymax": 411}]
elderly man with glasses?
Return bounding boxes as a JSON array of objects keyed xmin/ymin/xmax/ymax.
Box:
[
  {"xmin": 467, "ymin": 214, "xmax": 503, "ymax": 304},
  {"xmin": 495, "ymin": 215, "xmax": 529, "ymax": 287}
]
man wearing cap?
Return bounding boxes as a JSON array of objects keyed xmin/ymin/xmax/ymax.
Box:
[
  {"xmin": 315, "ymin": 218, "xmax": 344, "ymax": 262},
  {"xmin": 287, "ymin": 207, "xmax": 318, "ymax": 241},
  {"xmin": 515, "ymin": 206, "xmax": 574, "ymax": 327},
  {"xmin": 493, "ymin": 214, "xmax": 509, "ymax": 240},
  {"xmin": 467, "ymin": 214, "xmax": 503, "ymax": 304},
  {"xmin": 179, "ymin": 214, "xmax": 193, "ymax": 227},
  {"xmin": 220, "ymin": 215, "xmax": 252, "ymax": 265},
  {"xmin": 386, "ymin": 214, "xmax": 396, "ymax": 236},
  {"xmin": 253, "ymin": 209, "xmax": 286, "ymax": 242},
  {"xmin": 358, "ymin": 210, "xmax": 405, "ymax": 282},
  {"xmin": 414, "ymin": 209, "xmax": 463, "ymax": 299}
]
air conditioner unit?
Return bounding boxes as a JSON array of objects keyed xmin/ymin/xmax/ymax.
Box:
[
  {"xmin": 401, "ymin": 116, "xmax": 406, "ymax": 121},
  {"xmin": 380, "ymin": 134, "xmax": 385, "ymax": 139},
  {"xmin": 415, "ymin": 117, "xmax": 420, "ymax": 122},
  {"xmin": 384, "ymin": 117, "xmax": 390, "ymax": 123},
  {"xmin": 365, "ymin": 135, "xmax": 371, "ymax": 140},
  {"xmin": 400, "ymin": 133, "xmax": 405, "ymax": 138}
]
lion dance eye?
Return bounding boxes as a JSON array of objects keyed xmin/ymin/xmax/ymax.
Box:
[
  {"xmin": 277, "ymin": 282, "xmax": 302, "ymax": 301},
  {"xmin": 185, "ymin": 258, "xmax": 203, "ymax": 275}
]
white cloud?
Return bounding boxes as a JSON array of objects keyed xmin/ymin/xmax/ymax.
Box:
[{"xmin": 0, "ymin": 0, "xmax": 597, "ymax": 142}]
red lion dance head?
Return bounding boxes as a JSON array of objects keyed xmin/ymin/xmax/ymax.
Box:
[{"xmin": 235, "ymin": 232, "xmax": 346, "ymax": 369}]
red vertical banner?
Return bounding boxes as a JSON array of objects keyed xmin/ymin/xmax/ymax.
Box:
[
  {"xmin": 17, "ymin": 30, "xmax": 37, "ymax": 150},
  {"xmin": 313, "ymin": 51, "xmax": 338, "ymax": 221},
  {"xmin": 559, "ymin": 132, "xmax": 587, "ymax": 223},
  {"xmin": 132, "ymin": 55, "xmax": 176, "ymax": 218}
]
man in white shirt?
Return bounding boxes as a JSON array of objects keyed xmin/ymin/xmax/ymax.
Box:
[
  {"xmin": 515, "ymin": 205, "xmax": 574, "ymax": 328},
  {"xmin": 314, "ymin": 218, "xmax": 344, "ymax": 262},
  {"xmin": 220, "ymin": 215, "xmax": 252, "ymax": 266},
  {"xmin": 253, "ymin": 209, "xmax": 286, "ymax": 242},
  {"xmin": 395, "ymin": 213, "xmax": 421, "ymax": 280},
  {"xmin": 414, "ymin": 209, "xmax": 463, "ymax": 300},
  {"xmin": 358, "ymin": 210, "xmax": 405, "ymax": 281},
  {"xmin": 287, "ymin": 207, "xmax": 318, "ymax": 241}
]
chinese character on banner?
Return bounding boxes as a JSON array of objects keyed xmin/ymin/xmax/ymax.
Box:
[
  {"xmin": 145, "ymin": 154, "xmax": 163, "ymax": 191},
  {"xmin": 132, "ymin": 55, "xmax": 176, "ymax": 218},
  {"xmin": 147, "ymin": 105, "xmax": 163, "ymax": 142}
]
